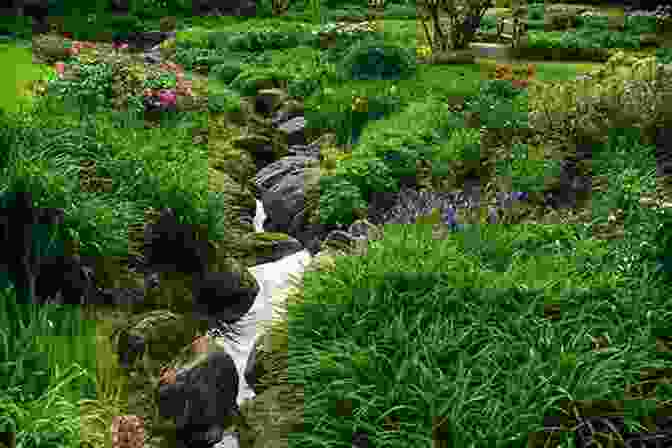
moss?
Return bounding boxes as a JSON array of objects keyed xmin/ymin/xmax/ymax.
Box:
[{"xmin": 253, "ymin": 232, "xmax": 292, "ymax": 242}]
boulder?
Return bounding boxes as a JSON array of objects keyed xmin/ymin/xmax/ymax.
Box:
[
  {"xmin": 258, "ymin": 165, "xmax": 331, "ymax": 253},
  {"xmin": 254, "ymin": 88, "xmax": 289, "ymax": 117},
  {"xmin": 239, "ymin": 232, "xmax": 305, "ymax": 266},
  {"xmin": 112, "ymin": 309, "xmax": 206, "ymax": 380},
  {"xmin": 156, "ymin": 335, "xmax": 242, "ymax": 448},
  {"xmin": 0, "ymin": 191, "xmax": 65, "ymax": 305}
]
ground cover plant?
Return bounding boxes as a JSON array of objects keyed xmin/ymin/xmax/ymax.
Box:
[{"xmin": 1, "ymin": 1, "xmax": 672, "ymax": 446}]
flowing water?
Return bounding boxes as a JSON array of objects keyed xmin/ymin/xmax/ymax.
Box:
[
  {"xmin": 210, "ymin": 199, "xmax": 313, "ymax": 447},
  {"xmin": 212, "ymin": 200, "xmax": 313, "ymax": 404}
]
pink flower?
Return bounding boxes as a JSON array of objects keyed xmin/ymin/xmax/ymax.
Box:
[
  {"xmin": 54, "ymin": 62, "xmax": 65, "ymax": 77},
  {"xmin": 113, "ymin": 41, "xmax": 129, "ymax": 50},
  {"xmin": 158, "ymin": 89, "xmax": 177, "ymax": 106}
]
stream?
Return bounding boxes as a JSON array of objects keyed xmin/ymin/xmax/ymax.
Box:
[{"xmin": 210, "ymin": 199, "xmax": 313, "ymax": 448}]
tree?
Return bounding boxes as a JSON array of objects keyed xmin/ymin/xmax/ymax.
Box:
[{"xmin": 417, "ymin": 0, "xmax": 494, "ymax": 52}]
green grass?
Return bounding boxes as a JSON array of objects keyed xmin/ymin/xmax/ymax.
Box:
[
  {"xmin": 0, "ymin": 43, "xmax": 54, "ymax": 115},
  {"xmin": 1, "ymin": 8, "xmax": 671, "ymax": 448}
]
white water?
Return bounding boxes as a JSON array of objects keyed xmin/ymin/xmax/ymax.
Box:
[{"xmin": 213, "ymin": 199, "xmax": 313, "ymax": 407}]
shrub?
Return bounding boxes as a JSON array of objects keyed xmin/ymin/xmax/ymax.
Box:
[
  {"xmin": 224, "ymin": 31, "xmax": 300, "ymax": 53},
  {"xmin": 102, "ymin": 14, "xmax": 144, "ymax": 33},
  {"xmin": 478, "ymin": 14, "xmax": 498, "ymax": 32},
  {"xmin": 287, "ymin": 76, "xmax": 322, "ymax": 100},
  {"xmin": 337, "ymin": 39, "xmax": 416, "ymax": 82},
  {"xmin": 174, "ymin": 47, "xmax": 213, "ymax": 70},
  {"xmin": 207, "ymin": 89, "xmax": 242, "ymax": 114},
  {"xmin": 655, "ymin": 47, "xmax": 672, "ymax": 65},
  {"xmin": 479, "ymin": 79, "xmax": 527, "ymax": 101},
  {"xmin": 46, "ymin": 61, "xmax": 115, "ymax": 115},
  {"xmin": 210, "ymin": 63, "xmax": 244, "ymax": 85},
  {"xmin": 229, "ymin": 67, "xmax": 290, "ymax": 96},
  {"xmin": 316, "ymin": 175, "xmax": 370, "ymax": 226},
  {"xmin": 320, "ymin": 32, "xmax": 384, "ymax": 65},
  {"xmin": 207, "ymin": 31, "xmax": 231, "ymax": 50}
]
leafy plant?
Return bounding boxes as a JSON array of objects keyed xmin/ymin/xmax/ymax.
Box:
[
  {"xmin": 493, "ymin": 142, "xmax": 561, "ymax": 193},
  {"xmin": 210, "ymin": 62, "xmax": 244, "ymax": 84},
  {"xmin": 316, "ymin": 175, "xmax": 368, "ymax": 226},
  {"xmin": 207, "ymin": 31, "xmax": 231, "ymax": 50},
  {"xmin": 655, "ymin": 47, "xmax": 672, "ymax": 65},
  {"xmin": 527, "ymin": 4, "xmax": 544, "ymax": 21},
  {"xmin": 207, "ymin": 89, "xmax": 243, "ymax": 114},
  {"xmin": 287, "ymin": 76, "xmax": 322, "ymax": 99},
  {"xmin": 337, "ymin": 39, "xmax": 416, "ymax": 82},
  {"xmin": 479, "ymin": 78, "xmax": 527, "ymax": 100},
  {"xmin": 229, "ymin": 67, "xmax": 289, "ymax": 96},
  {"xmin": 332, "ymin": 154, "xmax": 399, "ymax": 205},
  {"xmin": 46, "ymin": 61, "xmax": 115, "ymax": 114}
]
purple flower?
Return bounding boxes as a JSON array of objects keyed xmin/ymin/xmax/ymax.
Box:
[
  {"xmin": 511, "ymin": 191, "xmax": 528, "ymax": 201},
  {"xmin": 443, "ymin": 205, "xmax": 458, "ymax": 228}
]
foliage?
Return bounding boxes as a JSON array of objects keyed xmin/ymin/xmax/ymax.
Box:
[
  {"xmin": 527, "ymin": 4, "xmax": 544, "ymax": 21},
  {"xmin": 316, "ymin": 175, "xmax": 370, "ymax": 226},
  {"xmin": 210, "ymin": 62, "xmax": 245, "ymax": 84},
  {"xmin": 46, "ymin": 61, "xmax": 115, "ymax": 115},
  {"xmin": 478, "ymin": 78, "xmax": 528, "ymax": 100},
  {"xmin": 304, "ymin": 92, "xmax": 403, "ymax": 147},
  {"xmin": 207, "ymin": 89, "xmax": 243, "ymax": 114},
  {"xmin": 287, "ymin": 76, "xmax": 322, "ymax": 99},
  {"xmin": 463, "ymin": 90, "xmax": 529, "ymax": 129},
  {"xmin": 318, "ymin": 31, "xmax": 386, "ymax": 65},
  {"xmin": 226, "ymin": 30, "xmax": 301, "ymax": 52},
  {"xmin": 337, "ymin": 39, "xmax": 416, "ymax": 82},
  {"xmin": 229, "ymin": 67, "xmax": 290, "ymax": 96},
  {"xmin": 493, "ymin": 142, "xmax": 562, "ymax": 193},
  {"xmin": 173, "ymin": 46, "xmax": 214, "ymax": 70},
  {"xmin": 331, "ymin": 155, "xmax": 398, "ymax": 205},
  {"xmin": 655, "ymin": 47, "xmax": 672, "ymax": 65}
]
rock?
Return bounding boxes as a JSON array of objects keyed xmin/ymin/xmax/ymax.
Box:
[
  {"xmin": 143, "ymin": 208, "xmax": 209, "ymax": 276},
  {"xmin": 112, "ymin": 309, "xmax": 205, "ymax": 379},
  {"xmin": 0, "ymin": 191, "xmax": 65, "ymax": 305},
  {"xmin": 275, "ymin": 116, "xmax": 309, "ymax": 147},
  {"xmin": 252, "ymin": 155, "xmax": 318, "ymax": 195},
  {"xmin": 257, "ymin": 165, "xmax": 328, "ymax": 252},
  {"xmin": 254, "ymin": 88, "xmax": 289, "ymax": 117},
  {"xmin": 270, "ymin": 99, "xmax": 305, "ymax": 126},
  {"xmin": 243, "ymin": 341, "xmax": 257, "ymax": 393},
  {"xmin": 122, "ymin": 31, "xmax": 177, "ymax": 53},
  {"xmin": 34, "ymin": 254, "xmax": 99, "ymax": 306},
  {"xmin": 190, "ymin": 269, "xmax": 259, "ymax": 327},
  {"xmin": 157, "ymin": 336, "xmax": 242, "ymax": 448},
  {"xmin": 241, "ymin": 232, "xmax": 305, "ymax": 266}
]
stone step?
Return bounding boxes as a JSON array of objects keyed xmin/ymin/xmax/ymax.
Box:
[{"xmin": 468, "ymin": 42, "xmax": 515, "ymax": 60}]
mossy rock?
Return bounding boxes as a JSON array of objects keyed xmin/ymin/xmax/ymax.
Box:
[
  {"xmin": 252, "ymin": 231, "xmax": 291, "ymax": 242},
  {"xmin": 236, "ymin": 231, "xmax": 304, "ymax": 267},
  {"xmin": 111, "ymin": 309, "xmax": 206, "ymax": 380}
]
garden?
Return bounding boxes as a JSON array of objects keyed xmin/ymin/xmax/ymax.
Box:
[{"xmin": 1, "ymin": 0, "xmax": 672, "ymax": 446}]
